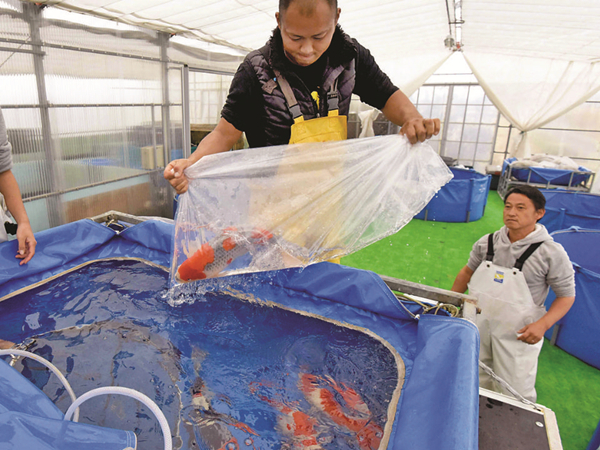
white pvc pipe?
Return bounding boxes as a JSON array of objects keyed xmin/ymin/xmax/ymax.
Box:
[
  {"xmin": 0, "ymin": 349, "xmax": 80, "ymax": 422},
  {"xmin": 64, "ymin": 386, "xmax": 172, "ymax": 450}
]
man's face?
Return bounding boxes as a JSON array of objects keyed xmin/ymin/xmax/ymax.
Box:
[
  {"xmin": 503, "ymin": 193, "xmax": 545, "ymax": 233},
  {"xmin": 276, "ymin": 1, "xmax": 340, "ymax": 67}
]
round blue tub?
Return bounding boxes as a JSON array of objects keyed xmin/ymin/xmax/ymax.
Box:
[
  {"xmin": 414, "ymin": 168, "xmax": 491, "ymax": 223},
  {"xmin": 544, "ymin": 228, "xmax": 600, "ymax": 370},
  {"xmin": 540, "ymin": 190, "xmax": 600, "ymax": 234}
]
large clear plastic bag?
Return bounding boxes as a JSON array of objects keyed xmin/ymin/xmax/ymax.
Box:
[{"xmin": 170, "ymin": 135, "xmax": 452, "ymax": 285}]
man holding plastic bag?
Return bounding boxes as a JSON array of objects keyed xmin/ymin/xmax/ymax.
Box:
[
  {"xmin": 165, "ymin": 0, "xmax": 449, "ymax": 283},
  {"xmin": 164, "ymin": 0, "xmax": 440, "ymax": 194}
]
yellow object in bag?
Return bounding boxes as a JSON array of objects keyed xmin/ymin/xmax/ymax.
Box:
[{"xmin": 272, "ymin": 71, "xmax": 348, "ymax": 262}]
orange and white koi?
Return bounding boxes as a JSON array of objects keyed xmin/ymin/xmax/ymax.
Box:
[
  {"xmin": 250, "ymin": 374, "xmax": 383, "ymax": 450},
  {"xmin": 177, "ymin": 227, "xmax": 273, "ymax": 282},
  {"xmin": 299, "ymin": 374, "xmax": 383, "ymax": 450},
  {"xmin": 249, "ymin": 381, "xmax": 322, "ymax": 450}
]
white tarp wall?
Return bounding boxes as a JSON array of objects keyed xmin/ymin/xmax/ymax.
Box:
[
  {"xmin": 461, "ymin": 1, "xmax": 600, "ymax": 158},
  {"xmin": 12, "ymin": 0, "xmax": 600, "ymax": 176}
]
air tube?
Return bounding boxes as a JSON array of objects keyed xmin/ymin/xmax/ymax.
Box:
[
  {"xmin": 0, "ymin": 348, "xmax": 80, "ymax": 421},
  {"xmin": 63, "ymin": 386, "xmax": 172, "ymax": 450}
]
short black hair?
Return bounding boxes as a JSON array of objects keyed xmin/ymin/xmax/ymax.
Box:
[
  {"xmin": 279, "ymin": 0, "xmax": 338, "ymax": 13},
  {"xmin": 504, "ymin": 186, "xmax": 546, "ymax": 211}
]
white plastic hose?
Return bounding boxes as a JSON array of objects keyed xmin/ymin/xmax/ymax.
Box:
[
  {"xmin": 63, "ymin": 386, "xmax": 172, "ymax": 450},
  {"xmin": 0, "ymin": 348, "xmax": 80, "ymax": 421}
]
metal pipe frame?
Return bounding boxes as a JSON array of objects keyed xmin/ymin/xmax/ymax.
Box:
[
  {"xmin": 23, "ymin": 2, "xmax": 64, "ymax": 228},
  {"xmin": 159, "ymin": 32, "xmax": 170, "ymax": 168},
  {"xmin": 22, "ymin": 169, "xmax": 162, "ymax": 203},
  {"xmin": 0, "ymin": 37, "xmax": 237, "ymax": 74},
  {"xmin": 0, "ymin": 45, "xmax": 44, "ymax": 56},
  {"xmin": 181, "ymin": 65, "xmax": 191, "ymax": 158},
  {"xmin": 89, "ymin": 210, "xmax": 149, "ymax": 226},
  {"xmin": 380, "ymin": 275, "xmax": 479, "ymax": 322}
]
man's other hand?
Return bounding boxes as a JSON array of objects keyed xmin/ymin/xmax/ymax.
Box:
[
  {"xmin": 517, "ymin": 321, "xmax": 547, "ymax": 345},
  {"xmin": 164, "ymin": 159, "xmax": 192, "ymax": 194},
  {"xmin": 15, "ymin": 222, "xmax": 36, "ymax": 265},
  {"xmin": 400, "ymin": 118, "xmax": 441, "ymax": 144}
]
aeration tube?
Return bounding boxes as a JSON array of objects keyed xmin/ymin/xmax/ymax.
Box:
[
  {"xmin": 0, "ymin": 348, "xmax": 80, "ymax": 422},
  {"xmin": 63, "ymin": 386, "xmax": 173, "ymax": 450}
]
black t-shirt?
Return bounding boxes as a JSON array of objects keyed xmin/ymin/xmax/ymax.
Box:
[
  {"xmin": 284, "ymin": 52, "xmax": 328, "ymax": 93},
  {"xmin": 221, "ymin": 38, "xmax": 398, "ymax": 148}
]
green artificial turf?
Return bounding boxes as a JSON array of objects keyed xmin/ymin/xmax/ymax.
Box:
[
  {"xmin": 342, "ymin": 192, "xmax": 506, "ymax": 290},
  {"xmin": 341, "ymin": 191, "xmax": 600, "ymax": 450}
]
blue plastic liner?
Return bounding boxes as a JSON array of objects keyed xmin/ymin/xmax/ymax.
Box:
[
  {"xmin": 0, "ymin": 219, "xmax": 480, "ymax": 450},
  {"xmin": 0, "ymin": 219, "xmax": 172, "ymax": 300},
  {"xmin": 0, "ymin": 359, "xmax": 136, "ymax": 450},
  {"xmin": 544, "ymin": 228, "xmax": 600, "ymax": 369},
  {"xmin": 586, "ymin": 417, "xmax": 600, "ymax": 450},
  {"xmin": 540, "ymin": 190, "xmax": 600, "ymax": 233},
  {"xmin": 503, "ymin": 158, "xmax": 592, "ymax": 186},
  {"xmin": 414, "ymin": 167, "xmax": 491, "ymax": 223}
]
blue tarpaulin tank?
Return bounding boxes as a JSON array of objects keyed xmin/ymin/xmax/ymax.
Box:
[
  {"xmin": 544, "ymin": 228, "xmax": 600, "ymax": 370},
  {"xmin": 0, "ymin": 357, "xmax": 137, "ymax": 450},
  {"xmin": 0, "ymin": 219, "xmax": 480, "ymax": 450},
  {"xmin": 414, "ymin": 167, "xmax": 491, "ymax": 223},
  {"xmin": 503, "ymin": 158, "xmax": 592, "ymax": 187},
  {"xmin": 540, "ymin": 190, "xmax": 600, "ymax": 233}
]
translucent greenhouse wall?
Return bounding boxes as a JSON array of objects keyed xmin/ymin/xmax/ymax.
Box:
[
  {"xmin": 0, "ymin": 0, "xmax": 243, "ymax": 231},
  {"xmin": 3, "ymin": 0, "xmax": 600, "ymax": 234}
]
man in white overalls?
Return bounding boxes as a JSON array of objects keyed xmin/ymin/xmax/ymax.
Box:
[{"xmin": 451, "ymin": 186, "xmax": 575, "ymax": 402}]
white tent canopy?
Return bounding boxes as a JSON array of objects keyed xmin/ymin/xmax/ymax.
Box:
[
  {"xmin": 24, "ymin": 0, "xmax": 600, "ymax": 151},
  {"xmin": 28, "ymin": 0, "xmax": 453, "ymax": 94},
  {"xmin": 460, "ymin": 0, "xmax": 600, "ymax": 156}
]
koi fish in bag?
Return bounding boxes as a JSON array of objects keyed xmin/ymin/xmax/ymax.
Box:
[{"xmin": 176, "ymin": 227, "xmax": 274, "ymax": 282}]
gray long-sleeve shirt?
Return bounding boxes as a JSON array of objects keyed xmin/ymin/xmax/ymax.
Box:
[
  {"xmin": 467, "ymin": 224, "xmax": 575, "ymax": 307},
  {"xmin": 0, "ymin": 108, "xmax": 13, "ymax": 174}
]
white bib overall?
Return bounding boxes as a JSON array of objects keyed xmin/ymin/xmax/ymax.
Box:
[
  {"xmin": 468, "ymin": 234, "xmax": 546, "ymax": 402},
  {"xmin": 0, "ymin": 194, "xmax": 11, "ymax": 243}
]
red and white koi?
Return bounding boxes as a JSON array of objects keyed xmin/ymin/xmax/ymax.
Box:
[
  {"xmin": 177, "ymin": 227, "xmax": 273, "ymax": 281},
  {"xmin": 250, "ymin": 373, "xmax": 383, "ymax": 450}
]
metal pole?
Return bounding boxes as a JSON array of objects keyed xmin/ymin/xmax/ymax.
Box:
[
  {"xmin": 440, "ymin": 85, "xmax": 453, "ymax": 158},
  {"xmin": 181, "ymin": 65, "xmax": 191, "ymax": 159},
  {"xmin": 24, "ymin": 3, "xmax": 64, "ymax": 227},
  {"xmin": 489, "ymin": 111, "xmax": 501, "ymax": 165},
  {"xmin": 151, "ymin": 105, "xmax": 158, "ymax": 169},
  {"xmin": 159, "ymin": 32, "xmax": 170, "ymax": 167},
  {"xmin": 504, "ymin": 124, "xmax": 512, "ymax": 159},
  {"xmin": 457, "ymin": 88, "xmax": 469, "ymax": 164}
]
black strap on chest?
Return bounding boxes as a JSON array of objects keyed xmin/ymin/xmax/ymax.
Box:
[
  {"xmin": 514, "ymin": 242, "xmax": 543, "ymax": 270},
  {"xmin": 272, "ymin": 67, "xmax": 343, "ymax": 121},
  {"xmin": 485, "ymin": 232, "xmax": 543, "ymax": 271},
  {"xmin": 485, "ymin": 233, "xmax": 495, "ymax": 261},
  {"xmin": 273, "ymin": 68, "xmax": 304, "ymax": 122}
]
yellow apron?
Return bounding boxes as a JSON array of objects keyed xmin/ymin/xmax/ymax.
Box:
[
  {"xmin": 288, "ymin": 110, "xmax": 347, "ymax": 144},
  {"xmin": 274, "ymin": 70, "xmax": 347, "ymax": 263}
]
